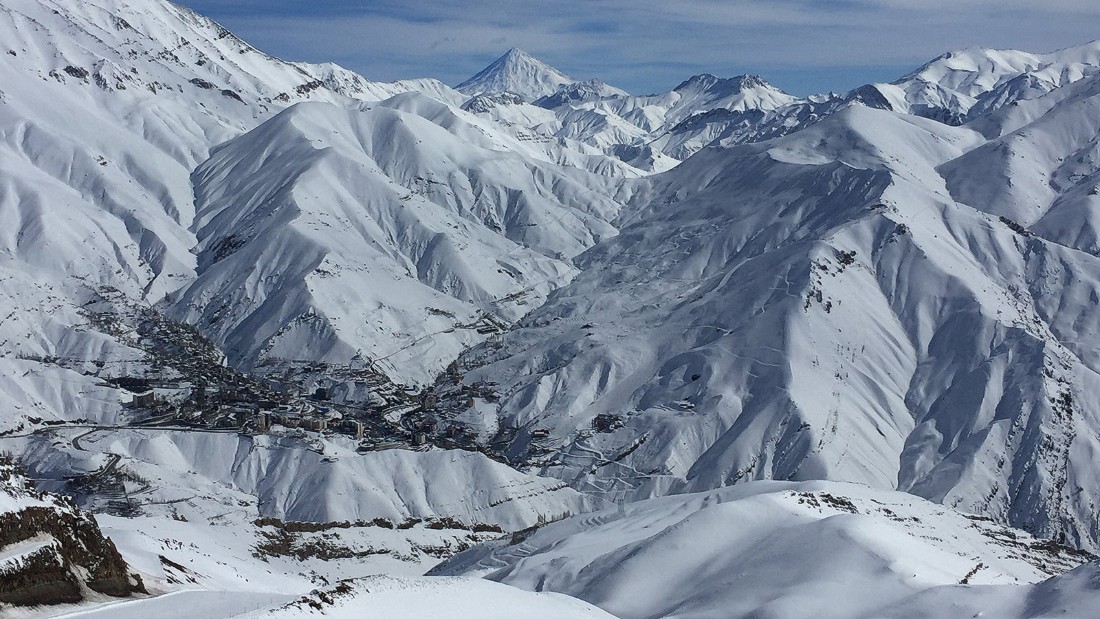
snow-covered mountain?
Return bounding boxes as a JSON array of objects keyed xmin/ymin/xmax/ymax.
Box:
[
  {"xmin": 534, "ymin": 79, "xmax": 629, "ymax": 109},
  {"xmin": 444, "ymin": 77, "xmax": 1100, "ymax": 552},
  {"xmin": 561, "ymin": 73, "xmax": 796, "ymax": 165},
  {"xmin": 0, "ymin": 0, "xmax": 637, "ymax": 439},
  {"xmin": 458, "ymin": 43, "xmax": 1100, "ymax": 176},
  {"xmin": 456, "ymin": 48, "xmax": 576, "ymax": 101},
  {"xmin": 457, "ymin": 58, "xmax": 798, "ymax": 170},
  {"xmin": 5, "ymin": 0, "xmax": 1100, "ymax": 614},
  {"xmin": 510, "ymin": 41, "xmax": 1100, "ymax": 171},
  {"xmin": 167, "ymin": 96, "xmax": 626, "ymax": 382},
  {"xmin": 884, "ymin": 41, "xmax": 1100, "ymax": 124}
]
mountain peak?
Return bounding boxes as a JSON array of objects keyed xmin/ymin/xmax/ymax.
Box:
[
  {"xmin": 673, "ymin": 73, "xmax": 779, "ymax": 95},
  {"xmin": 534, "ymin": 78, "xmax": 629, "ymax": 109},
  {"xmin": 456, "ymin": 48, "xmax": 574, "ymax": 101}
]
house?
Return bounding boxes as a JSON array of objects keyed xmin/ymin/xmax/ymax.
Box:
[
  {"xmin": 342, "ymin": 420, "xmax": 365, "ymax": 440},
  {"xmin": 255, "ymin": 412, "xmax": 272, "ymax": 432},
  {"xmin": 594, "ymin": 413, "xmax": 624, "ymax": 432},
  {"xmin": 128, "ymin": 390, "xmax": 155, "ymax": 408}
]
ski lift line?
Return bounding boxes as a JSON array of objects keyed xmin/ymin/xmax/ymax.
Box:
[
  {"xmin": 679, "ymin": 324, "xmax": 732, "ymax": 334},
  {"xmin": 372, "ymin": 316, "xmax": 502, "ymax": 362}
]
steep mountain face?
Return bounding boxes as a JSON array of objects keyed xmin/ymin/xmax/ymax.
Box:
[
  {"xmin": 456, "ymin": 48, "xmax": 575, "ymax": 101},
  {"xmin": 166, "ymin": 96, "xmax": 625, "ymax": 382},
  {"xmin": 0, "ymin": 0, "xmax": 438, "ymax": 427},
  {"xmin": 0, "ymin": 456, "xmax": 143, "ymax": 606},
  {"xmin": 446, "ymin": 89, "xmax": 1100, "ymax": 551},
  {"xmin": 435, "ymin": 481, "xmax": 1095, "ymax": 619}
]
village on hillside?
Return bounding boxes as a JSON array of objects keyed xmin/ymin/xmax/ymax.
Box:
[{"xmin": 9, "ymin": 286, "xmax": 514, "ymax": 463}]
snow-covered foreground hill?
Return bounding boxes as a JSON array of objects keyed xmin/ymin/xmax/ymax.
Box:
[
  {"xmin": 0, "ymin": 433, "xmax": 602, "ymax": 616},
  {"xmin": 18, "ymin": 577, "xmax": 617, "ymax": 619},
  {"xmin": 436, "ymin": 480, "xmax": 1098, "ymax": 619},
  {"xmin": 5, "ymin": 504, "xmax": 617, "ymax": 618},
  {"xmin": 9, "ymin": 480, "xmax": 1097, "ymax": 618}
]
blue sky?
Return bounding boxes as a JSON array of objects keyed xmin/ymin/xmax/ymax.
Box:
[{"xmin": 175, "ymin": 0, "xmax": 1100, "ymax": 96}]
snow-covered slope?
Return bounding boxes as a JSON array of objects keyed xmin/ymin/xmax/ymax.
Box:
[
  {"xmin": 254, "ymin": 576, "xmax": 617, "ymax": 619},
  {"xmin": 6, "ymin": 0, "xmax": 1100, "ymax": 614},
  {"xmin": 24, "ymin": 575, "xmax": 616, "ymax": 619},
  {"xmin": 444, "ymin": 93, "xmax": 1100, "ymax": 551},
  {"xmin": 886, "ymin": 40, "xmax": 1100, "ymax": 123},
  {"xmin": 878, "ymin": 560, "xmax": 1100, "ymax": 619},
  {"xmin": 456, "ymin": 48, "xmax": 576, "ymax": 101},
  {"xmin": 165, "ymin": 95, "xmax": 626, "ymax": 382},
  {"xmin": 435, "ymin": 481, "xmax": 1095, "ymax": 619},
  {"xmin": 12, "ymin": 427, "xmax": 586, "ymax": 530}
]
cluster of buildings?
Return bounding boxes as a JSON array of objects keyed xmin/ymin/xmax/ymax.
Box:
[{"xmin": 254, "ymin": 407, "xmax": 365, "ymax": 440}]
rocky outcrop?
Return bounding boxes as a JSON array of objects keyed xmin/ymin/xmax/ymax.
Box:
[{"xmin": 0, "ymin": 456, "xmax": 144, "ymax": 606}]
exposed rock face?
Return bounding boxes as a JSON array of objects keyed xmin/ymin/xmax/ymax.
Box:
[
  {"xmin": 0, "ymin": 546, "xmax": 83, "ymax": 606},
  {"xmin": 0, "ymin": 456, "xmax": 144, "ymax": 606}
]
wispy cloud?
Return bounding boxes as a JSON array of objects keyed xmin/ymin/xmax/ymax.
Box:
[{"xmin": 177, "ymin": 0, "xmax": 1100, "ymax": 95}]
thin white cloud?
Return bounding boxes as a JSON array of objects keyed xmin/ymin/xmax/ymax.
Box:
[{"xmin": 179, "ymin": 0, "xmax": 1100, "ymax": 95}]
